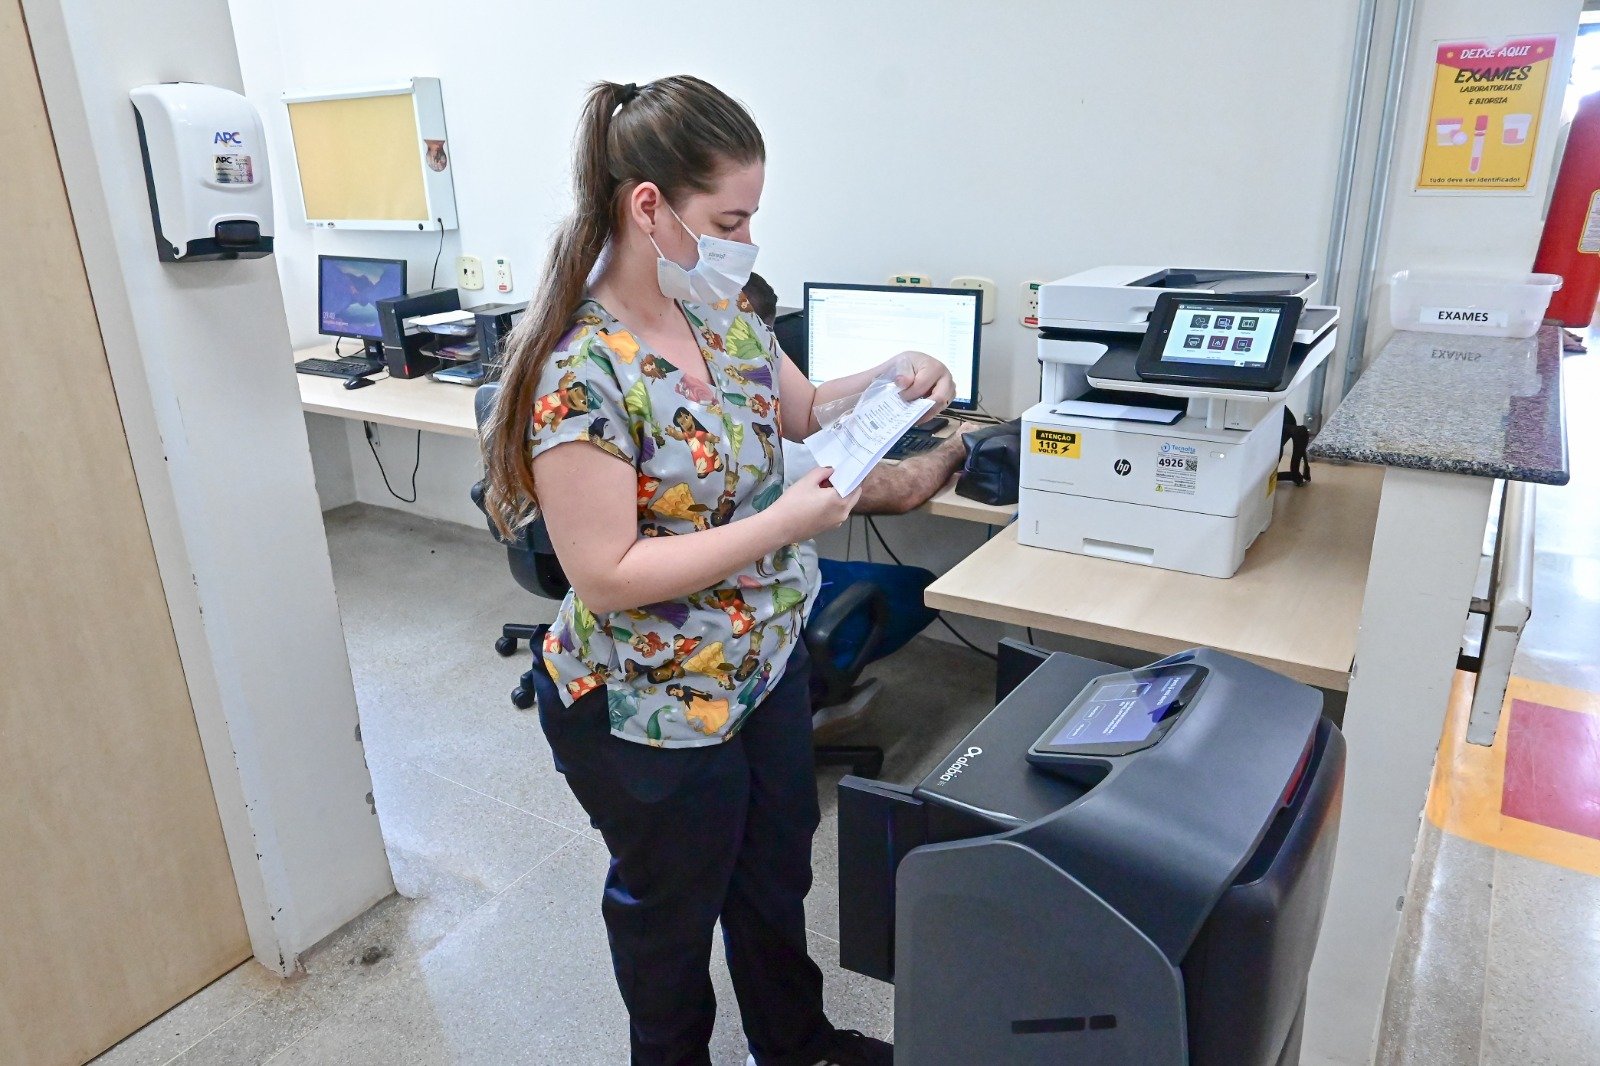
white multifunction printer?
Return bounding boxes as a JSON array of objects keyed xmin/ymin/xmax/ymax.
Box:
[{"xmin": 1021, "ymin": 267, "xmax": 1338, "ymax": 578}]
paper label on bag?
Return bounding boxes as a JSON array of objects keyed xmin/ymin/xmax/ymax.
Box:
[{"xmin": 805, "ymin": 389, "xmax": 933, "ymax": 497}]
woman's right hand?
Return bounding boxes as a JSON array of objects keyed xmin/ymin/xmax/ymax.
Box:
[{"xmin": 767, "ymin": 466, "xmax": 862, "ymax": 541}]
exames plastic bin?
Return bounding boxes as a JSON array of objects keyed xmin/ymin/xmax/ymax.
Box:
[{"xmin": 1389, "ymin": 269, "xmax": 1562, "ymax": 339}]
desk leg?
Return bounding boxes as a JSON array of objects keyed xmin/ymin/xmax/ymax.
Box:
[{"xmin": 1304, "ymin": 466, "xmax": 1493, "ymax": 1065}]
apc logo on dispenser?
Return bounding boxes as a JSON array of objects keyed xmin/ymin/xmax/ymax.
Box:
[
  {"xmin": 1113, "ymin": 459, "xmax": 1132, "ymax": 476},
  {"xmin": 214, "ymin": 131, "xmax": 243, "ymax": 146}
]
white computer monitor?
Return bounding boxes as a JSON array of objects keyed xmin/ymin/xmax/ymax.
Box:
[{"xmin": 803, "ymin": 283, "xmax": 982, "ymax": 410}]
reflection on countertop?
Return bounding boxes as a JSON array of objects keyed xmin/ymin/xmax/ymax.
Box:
[{"xmin": 1311, "ymin": 324, "xmax": 1569, "ymax": 485}]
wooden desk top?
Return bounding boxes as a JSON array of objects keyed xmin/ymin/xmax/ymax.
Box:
[
  {"xmin": 295, "ymin": 342, "xmax": 478, "ymax": 438},
  {"xmin": 925, "ymin": 462, "xmax": 1383, "ymax": 690},
  {"xmin": 922, "ymin": 477, "xmax": 1017, "ymax": 524},
  {"xmin": 296, "ymin": 342, "xmax": 1012, "ymax": 526}
]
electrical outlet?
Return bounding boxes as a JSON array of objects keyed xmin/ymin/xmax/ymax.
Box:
[
  {"xmin": 1021, "ymin": 280, "xmax": 1044, "ymax": 328},
  {"xmin": 887, "ymin": 272, "xmax": 933, "ymax": 287},
  {"xmin": 949, "ymin": 275, "xmax": 997, "ymax": 324},
  {"xmin": 493, "ymin": 256, "xmax": 513, "ymax": 294},
  {"xmin": 456, "ymin": 255, "xmax": 484, "ymax": 291}
]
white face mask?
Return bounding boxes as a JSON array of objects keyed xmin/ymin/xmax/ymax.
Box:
[{"xmin": 650, "ymin": 204, "xmax": 759, "ymax": 306}]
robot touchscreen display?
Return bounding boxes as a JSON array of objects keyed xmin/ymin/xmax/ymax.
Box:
[{"xmin": 1049, "ymin": 668, "xmax": 1195, "ymax": 747}]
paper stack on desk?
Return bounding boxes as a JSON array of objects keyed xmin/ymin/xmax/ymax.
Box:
[
  {"xmin": 804, "ymin": 387, "xmax": 934, "ymax": 497},
  {"xmin": 407, "ymin": 309, "xmax": 476, "ymax": 336}
]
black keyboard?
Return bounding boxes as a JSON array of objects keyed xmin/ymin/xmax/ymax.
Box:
[
  {"xmin": 885, "ymin": 430, "xmax": 941, "ymax": 461},
  {"xmin": 295, "ymin": 357, "xmax": 384, "ymax": 379}
]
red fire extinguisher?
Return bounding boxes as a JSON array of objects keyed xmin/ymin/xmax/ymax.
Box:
[{"xmin": 1535, "ymin": 90, "xmax": 1600, "ymax": 326}]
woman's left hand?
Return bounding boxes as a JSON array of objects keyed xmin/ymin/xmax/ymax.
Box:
[{"xmin": 892, "ymin": 351, "xmax": 956, "ymax": 420}]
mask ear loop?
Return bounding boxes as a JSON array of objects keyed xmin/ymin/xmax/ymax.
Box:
[
  {"xmin": 665, "ymin": 202, "xmax": 700, "ymax": 243},
  {"xmin": 643, "ymin": 195, "xmax": 672, "ymax": 256},
  {"xmin": 645, "ymin": 194, "xmax": 698, "ymax": 258},
  {"xmin": 650, "ymin": 200, "xmax": 703, "ymax": 273}
]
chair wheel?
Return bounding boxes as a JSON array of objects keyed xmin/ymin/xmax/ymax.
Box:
[
  {"xmin": 495, "ymin": 635, "xmax": 518, "ymax": 657},
  {"xmin": 511, "ymin": 686, "xmax": 535, "ymax": 710}
]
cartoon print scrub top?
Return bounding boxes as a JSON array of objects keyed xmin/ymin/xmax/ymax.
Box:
[{"xmin": 531, "ymin": 295, "xmax": 811, "ymax": 748}]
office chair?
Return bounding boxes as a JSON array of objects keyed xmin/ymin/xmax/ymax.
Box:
[{"xmin": 470, "ymin": 382, "xmax": 887, "ymax": 778}]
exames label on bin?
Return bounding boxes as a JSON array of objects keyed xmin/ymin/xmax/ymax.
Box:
[{"xmin": 1030, "ymin": 428, "xmax": 1082, "ymax": 458}]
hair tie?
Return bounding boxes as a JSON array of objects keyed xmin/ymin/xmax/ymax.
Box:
[{"xmin": 620, "ymin": 82, "xmax": 640, "ymax": 103}]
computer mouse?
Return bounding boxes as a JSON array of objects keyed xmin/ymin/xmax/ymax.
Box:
[{"xmin": 344, "ymin": 376, "xmax": 375, "ymax": 390}]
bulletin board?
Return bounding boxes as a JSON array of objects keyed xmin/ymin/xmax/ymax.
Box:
[
  {"xmin": 283, "ymin": 78, "xmax": 457, "ymax": 230},
  {"xmin": 286, "ymin": 93, "xmax": 428, "ymax": 222}
]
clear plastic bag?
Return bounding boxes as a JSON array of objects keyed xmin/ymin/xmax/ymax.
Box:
[
  {"xmin": 811, "ymin": 353, "xmax": 917, "ymax": 432},
  {"xmin": 804, "ymin": 354, "xmax": 933, "ymax": 496}
]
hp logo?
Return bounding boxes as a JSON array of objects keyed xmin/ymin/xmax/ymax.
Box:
[{"xmin": 1114, "ymin": 459, "xmax": 1132, "ymax": 476}]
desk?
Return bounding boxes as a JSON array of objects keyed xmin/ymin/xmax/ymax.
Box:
[
  {"xmin": 295, "ymin": 341, "xmax": 1014, "ymax": 526},
  {"xmin": 926, "ymin": 462, "xmax": 1381, "ymax": 691},
  {"xmin": 922, "ymin": 479, "xmax": 1016, "ymax": 525},
  {"xmin": 295, "ymin": 342, "xmax": 476, "ymax": 438}
]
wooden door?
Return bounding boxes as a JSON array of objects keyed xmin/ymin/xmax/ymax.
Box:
[{"xmin": 0, "ymin": 3, "xmax": 251, "ymax": 1063}]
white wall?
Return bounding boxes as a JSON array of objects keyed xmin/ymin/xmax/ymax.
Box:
[
  {"xmin": 27, "ymin": 0, "xmax": 392, "ymax": 975},
  {"xmin": 239, "ymin": 0, "xmax": 1360, "ymax": 407},
  {"xmin": 230, "ymin": 0, "xmax": 1363, "ymax": 522}
]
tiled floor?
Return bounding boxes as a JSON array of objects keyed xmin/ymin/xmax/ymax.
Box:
[
  {"xmin": 1379, "ymin": 339, "xmax": 1600, "ymax": 1065},
  {"xmin": 96, "ymin": 506, "xmax": 997, "ymax": 1065},
  {"xmin": 97, "ymin": 344, "xmax": 1597, "ymax": 1065}
]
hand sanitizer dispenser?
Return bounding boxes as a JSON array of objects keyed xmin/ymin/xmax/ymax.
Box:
[{"xmin": 131, "ymin": 83, "xmax": 274, "ymax": 262}]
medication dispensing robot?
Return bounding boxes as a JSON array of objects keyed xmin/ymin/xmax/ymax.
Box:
[
  {"xmin": 1021, "ymin": 267, "xmax": 1338, "ymax": 577},
  {"xmin": 837, "ymin": 644, "xmax": 1345, "ymax": 1065}
]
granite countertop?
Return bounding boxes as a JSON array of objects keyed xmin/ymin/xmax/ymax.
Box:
[{"xmin": 1310, "ymin": 324, "xmax": 1569, "ymax": 485}]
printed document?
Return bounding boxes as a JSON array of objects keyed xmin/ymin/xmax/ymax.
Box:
[{"xmin": 804, "ymin": 390, "xmax": 934, "ymax": 497}]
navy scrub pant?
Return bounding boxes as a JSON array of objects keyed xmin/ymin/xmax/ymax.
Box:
[{"xmin": 532, "ymin": 642, "xmax": 831, "ymax": 1066}]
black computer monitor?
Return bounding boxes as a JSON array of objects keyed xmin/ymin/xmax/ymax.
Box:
[
  {"xmin": 803, "ymin": 283, "xmax": 982, "ymax": 410},
  {"xmin": 319, "ymin": 255, "xmax": 407, "ymax": 357}
]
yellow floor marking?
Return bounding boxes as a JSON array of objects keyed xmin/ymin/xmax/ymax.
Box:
[{"xmin": 1427, "ymin": 673, "xmax": 1600, "ymax": 877}]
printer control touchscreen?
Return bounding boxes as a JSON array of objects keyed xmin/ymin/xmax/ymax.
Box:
[
  {"xmin": 1161, "ymin": 301, "xmax": 1280, "ymax": 368},
  {"xmin": 1134, "ymin": 291, "xmax": 1303, "ymax": 391},
  {"xmin": 1029, "ymin": 663, "xmax": 1208, "ymax": 764}
]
